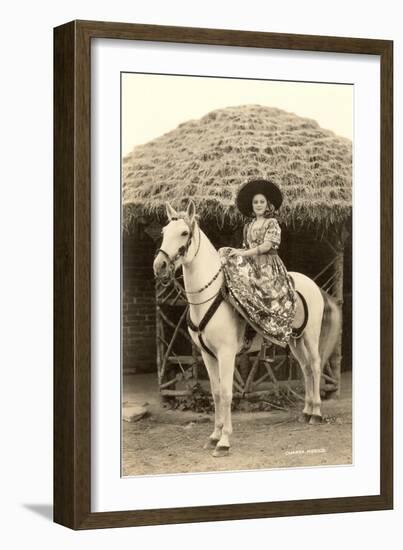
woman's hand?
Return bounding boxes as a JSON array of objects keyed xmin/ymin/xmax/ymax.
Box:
[
  {"xmin": 228, "ymin": 248, "xmax": 244, "ymax": 257},
  {"xmin": 229, "ymin": 243, "xmax": 272, "ymax": 259}
]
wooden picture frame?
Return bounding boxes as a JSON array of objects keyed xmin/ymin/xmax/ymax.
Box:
[{"xmin": 54, "ymin": 20, "xmax": 393, "ymax": 529}]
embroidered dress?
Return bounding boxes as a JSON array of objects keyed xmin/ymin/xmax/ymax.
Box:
[{"xmin": 219, "ymin": 218, "xmax": 297, "ymax": 346}]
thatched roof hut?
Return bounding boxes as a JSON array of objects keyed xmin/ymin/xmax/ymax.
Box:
[
  {"xmin": 123, "ymin": 105, "xmax": 352, "ymax": 234},
  {"xmin": 122, "ymin": 104, "xmax": 353, "ymax": 394}
]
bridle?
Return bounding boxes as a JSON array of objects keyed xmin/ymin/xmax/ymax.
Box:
[
  {"xmin": 155, "ymin": 216, "xmax": 225, "ymax": 358},
  {"xmin": 154, "ymin": 217, "xmax": 201, "ymax": 285},
  {"xmin": 154, "ymin": 217, "xmax": 222, "ymax": 305}
]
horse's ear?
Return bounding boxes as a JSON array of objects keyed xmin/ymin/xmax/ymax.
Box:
[
  {"xmin": 186, "ymin": 199, "xmax": 196, "ymax": 223},
  {"xmin": 166, "ymin": 202, "xmax": 178, "ymax": 221}
]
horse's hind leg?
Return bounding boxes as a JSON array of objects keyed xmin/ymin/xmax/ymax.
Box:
[
  {"xmin": 303, "ymin": 333, "xmax": 323, "ymax": 424},
  {"xmin": 213, "ymin": 348, "xmax": 236, "ymax": 457},
  {"xmin": 289, "ymin": 338, "xmax": 313, "ymax": 421},
  {"xmin": 201, "ymin": 351, "xmax": 223, "ymax": 449}
]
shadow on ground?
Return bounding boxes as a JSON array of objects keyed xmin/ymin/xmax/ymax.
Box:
[{"xmin": 23, "ymin": 504, "xmax": 53, "ymax": 522}]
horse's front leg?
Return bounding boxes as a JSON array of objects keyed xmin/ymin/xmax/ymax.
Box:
[
  {"xmin": 213, "ymin": 349, "xmax": 236, "ymax": 457},
  {"xmin": 200, "ymin": 351, "xmax": 223, "ymax": 449}
]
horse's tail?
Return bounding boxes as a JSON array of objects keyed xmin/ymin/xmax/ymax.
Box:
[{"xmin": 319, "ymin": 290, "xmax": 341, "ymax": 368}]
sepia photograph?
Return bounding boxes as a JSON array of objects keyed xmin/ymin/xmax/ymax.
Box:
[{"xmin": 121, "ymin": 72, "xmax": 353, "ymax": 477}]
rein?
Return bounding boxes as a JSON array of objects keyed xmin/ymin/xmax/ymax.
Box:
[
  {"xmin": 174, "ymin": 280, "xmax": 222, "ymax": 306},
  {"xmin": 182, "ymin": 265, "xmax": 222, "ymax": 295}
]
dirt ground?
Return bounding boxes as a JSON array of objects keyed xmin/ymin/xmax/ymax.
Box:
[{"xmin": 122, "ymin": 372, "xmax": 352, "ymax": 477}]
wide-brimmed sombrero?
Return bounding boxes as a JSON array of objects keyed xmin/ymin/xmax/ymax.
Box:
[{"xmin": 236, "ymin": 179, "xmax": 283, "ymax": 217}]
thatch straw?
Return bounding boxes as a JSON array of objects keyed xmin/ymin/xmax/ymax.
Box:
[{"xmin": 123, "ymin": 105, "xmax": 352, "ymax": 233}]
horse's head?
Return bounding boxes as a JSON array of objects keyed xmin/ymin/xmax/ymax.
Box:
[{"xmin": 153, "ymin": 200, "xmax": 198, "ymax": 283}]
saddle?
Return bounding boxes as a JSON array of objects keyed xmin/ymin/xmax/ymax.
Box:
[
  {"xmin": 289, "ymin": 275, "xmax": 309, "ymax": 339},
  {"xmin": 291, "ymin": 291, "xmax": 309, "ymax": 339},
  {"xmin": 236, "ymin": 289, "xmax": 309, "ymax": 345},
  {"xmin": 186, "ymin": 283, "xmax": 309, "ymax": 359}
]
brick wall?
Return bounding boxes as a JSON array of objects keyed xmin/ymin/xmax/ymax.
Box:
[{"xmin": 123, "ymin": 225, "xmax": 156, "ymax": 374}]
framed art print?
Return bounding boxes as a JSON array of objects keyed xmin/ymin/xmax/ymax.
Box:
[{"xmin": 54, "ymin": 20, "xmax": 393, "ymax": 529}]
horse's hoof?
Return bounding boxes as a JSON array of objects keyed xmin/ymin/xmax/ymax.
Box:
[
  {"xmin": 203, "ymin": 438, "xmax": 219, "ymax": 450},
  {"xmin": 212, "ymin": 446, "xmax": 230, "ymax": 458},
  {"xmin": 309, "ymin": 414, "xmax": 323, "ymax": 425},
  {"xmin": 298, "ymin": 413, "xmax": 311, "ymax": 424}
]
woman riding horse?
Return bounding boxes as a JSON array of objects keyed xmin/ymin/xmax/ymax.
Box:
[
  {"xmin": 219, "ymin": 179, "xmax": 297, "ymax": 347},
  {"xmin": 153, "ymin": 189, "xmax": 340, "ymax": 457}
]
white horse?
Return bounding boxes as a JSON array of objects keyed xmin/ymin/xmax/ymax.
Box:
[{"xmin": 153, "ymin": 201, "xmax": 341, "ymax": 457}]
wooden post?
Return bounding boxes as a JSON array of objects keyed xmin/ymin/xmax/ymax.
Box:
[
  {"xmin": 326, "ymin": 224, "xmax": 349, "ymax": 399},
  {"xmin": 155, "ymin": 283, "xmax": 163, "ymax": 385},
  {"xmin": 330, "ymin": 249, "xmax": 344, "ymax": 398},
  {"xmin": 160, "ymin": 306, "xmax": 188, "ymax": 385},
  {"xmin": 156, "ymin": 306, "xmax": 167, "ymax": 386},
  {"xmin": 192, "ymin": 343, "xmax": 199, "ymax": 383}
]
